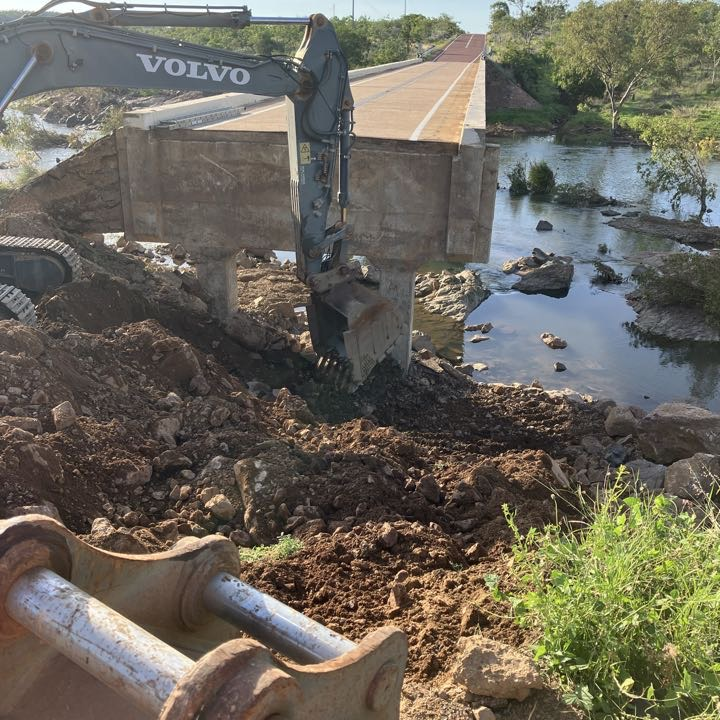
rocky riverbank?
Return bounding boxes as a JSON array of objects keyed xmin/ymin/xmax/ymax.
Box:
[
  {"xmin": 3, "ymin": 210, "xmax": 720, "ymax": 718},
  {"xmin": 609, "ymin": 213, "xmax": 720, "ymax": 250}
]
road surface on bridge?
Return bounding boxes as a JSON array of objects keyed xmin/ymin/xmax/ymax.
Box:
[{"xmin": 205, "ymin": 34, "xmax": 486, "ymax": 144}]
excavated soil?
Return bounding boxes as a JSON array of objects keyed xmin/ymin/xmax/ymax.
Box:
[{"xmin": 0, "ymin": 229, "xmax": 603, "ymax": 718}]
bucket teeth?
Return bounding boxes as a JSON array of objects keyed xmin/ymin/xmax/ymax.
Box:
[{"xmin": 314, "ymin": 353, "xmax": 354, "ymax": 390}]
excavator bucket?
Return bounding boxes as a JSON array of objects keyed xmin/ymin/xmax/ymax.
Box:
[
  {"xmin": 0, "ymin": 515, "xmax": 407, "ymax": 720},
  {"xmin": 307, "ymin": 273, "xmax": 404, "ymax": 385}
]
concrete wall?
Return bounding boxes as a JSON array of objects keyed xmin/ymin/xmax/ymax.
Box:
[{"xmin": 116, "ymin": 126, "xmax": 479, "ymax": 266}]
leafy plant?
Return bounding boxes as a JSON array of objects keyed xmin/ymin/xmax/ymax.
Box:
[
  {"xmin": 98, "ymin": 106, "xmax": 127, "ymax": 136},
  {"xmin": 496, "ymin": 480, "xmax": 720, "ymax": 719},
  {"xmin": 528, "ymin": 159, "xmax": 556, "ymax": 194},
  {"xmin": 634, "ymin": 111, "xmax": 717, "ymax": 220},
  {"xmin": 238, "ymin": 534, "xmax": 302, "ymax": 563},
  {"xmin": 0, "ymin": 113, "xmax": 67, "ymax": 153},
  {"xmin": 508, "ymin": 159, "xmax": 529, "ymax": 196}
]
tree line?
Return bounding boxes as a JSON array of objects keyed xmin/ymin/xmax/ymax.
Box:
[{"xmin": 491, "ymin": 0, "xmax": 720, "ymax": 131}]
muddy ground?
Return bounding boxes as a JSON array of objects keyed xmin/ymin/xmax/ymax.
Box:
[{"xmin": 0, "ymin": 228, "xmax": 606, "ymax": 718}]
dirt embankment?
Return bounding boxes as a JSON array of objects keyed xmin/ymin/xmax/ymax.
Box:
[{"xmin": 0, "ymin": 226, "xmax": 605, "ymax": 718}]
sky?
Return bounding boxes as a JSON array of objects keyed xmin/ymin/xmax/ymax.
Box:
[{"xmin": 2, "ymin": 0, "xmax": 488, "ymax": 32}]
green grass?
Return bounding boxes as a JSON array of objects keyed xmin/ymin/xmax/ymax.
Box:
[
  {"xmin": 238, "ymin": 534, "xmax": 303, "ymax": 563},
  {"xmin": 490, "ymin": 478, "xmax": 720, "ymax": 719}
]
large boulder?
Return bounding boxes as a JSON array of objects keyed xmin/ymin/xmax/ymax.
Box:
[
  {"xmin": 664, "ymin": 453, "xmax": 720, "ymax": 500},
  {"xmin": 512, "ymin": 258, "xmax": 574, "ymax": 296},
  {"xmin": 451, "ymin": 637, "xmax": 543, "ymax": 701},
  {"xmin": 637, "ymin": 403, "xmax": 720, "ymax": 464},
  {"xmin": 415, "ymin": 269, "xmax": 489, "ymax": 322}
]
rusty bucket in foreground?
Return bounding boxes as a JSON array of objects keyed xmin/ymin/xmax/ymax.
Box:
[{"xmin": 0, "ymin": 515, "xmax": 407, "ymax": 719}]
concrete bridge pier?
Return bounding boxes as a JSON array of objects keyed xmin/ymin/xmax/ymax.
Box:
[
  {"xmin": 194, "ymin": 250, "xmax": 239, "ymax": 322},
  {"xmin": 376, "ymin": 260, "xmax": 416, "ymax": 373}
]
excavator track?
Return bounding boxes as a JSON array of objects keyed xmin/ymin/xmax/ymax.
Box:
[
  {"xmin": 0, "ymin": 236, "xmax": 82, "ymax": 289},
  {"xmin": 0, "ymin": 284, "xmax": 37, "ymax": 325}
]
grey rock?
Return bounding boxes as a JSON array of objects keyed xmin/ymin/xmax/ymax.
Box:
[
  {"xmin": 514, "ymin": 259, "xmax": 574, "ymax": 295},
  {"xmin": 605, "ymin": 444, "xmax": 629, "ymax": 467},
  {"xmin": 52, "ymin": 401, "xmax": 77, "ymax": 431},
  {"xmin": 638, "ymin": 403, "xmax": 720, "ymax": 464},
  {"xmin": 415, "ymin": 268, "xmax": 490, "ymax": 322},
  {"xmin": 627, "ymin": 293, "xmax": 720, "ymax": 343},
  {"xmin": 541, "ymin": 332, "xmax": 567, "ymax": 349},
  {"xmin": 624, "ymin": 459, "xmax": 667, "ymax": 491},
  {"xmin": 205, "ymin": 494, "xmax": 236, "ymax": 522},
  {"xmin": 664, "ymin": 454, "xmax": 720, "ymax": 500},
  {"xmin": 536, "ymin": 220, "xmax": 553, "ymax": 231},
  {"xmin": 418, "ymin": 475, "xmax": 441, "ymax": 504},
  {"xmin": 605, "ymin": 405, "xmax": 643, "ymax": 437},
  {"xmin": 554, "ymin": 362, "xmax": 566, "ymax": 372}
]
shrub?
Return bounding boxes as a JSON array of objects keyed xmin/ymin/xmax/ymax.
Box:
[
  {"xmin": 98, "ymin": 106, "xmax": 127, "ymax": 136},
  {"xmin": 528, "ymin": 160, "xmax": 556, "ymax": 195},
  {"xmin": 636, "ymin": 253, "xmax": 720, "ymax": 326},
  {"xmin": 507, "ymin": 160, "xmax": 529, "ymax": 196},
  {"xmin": 553, "ymin": 181, "xmax": 609, "ymax": 207},
  {"xmin": 493, "ymin": 481, "xmax": 720, "ymax": 719}
]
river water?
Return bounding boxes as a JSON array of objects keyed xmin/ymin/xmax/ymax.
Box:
[{"xmin": 416, "ymin": 135, "xmax": 720, "ymax": 412}]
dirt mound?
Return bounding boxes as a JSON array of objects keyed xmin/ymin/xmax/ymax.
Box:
[{"xmin": 485, "ymin": 60, "xmax": 541, "ymax": 112}]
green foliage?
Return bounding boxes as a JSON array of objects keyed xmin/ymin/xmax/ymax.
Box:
[
  {"xmin": 238, "ymin": 535, "xmax": 303, "ymax": 563},
  {"xmin": 507, "ymin": 160, "xmax": 529, "ymax": 196},
  {"xmin": 553, "ymin": 182, "xmax": 608, "ymax": 207},
  {"xmin": 556, "ymin": 109, "xmax": 613, "ymax": 144},
  {"xmin": 528, "ymin": 159, "xmax": 556, "ymax": 194},
  {"xmin": 550, "ymin": 0, "xmax": 691, "ymax": 130},
  {"xmin": 634, "ymin": 112, "xmax": 718, "ymax": 219},
  {"xmin": 637, "ymin": 253, "xmax": 720, "ymax": 325},
  {"xmin": 592, "ymin": 260, "xmax": 623, "ymax": 284},
  {"xmin": 98, "ymin": 106, "xmax": 127, "ymax": 136},
  {"xmin": 0, "ymin": 149, "xmax": 40, "ymax": 196},
  {"xmin": 497, "ymin": 482, "xmax": 720, "ymax": 719}
]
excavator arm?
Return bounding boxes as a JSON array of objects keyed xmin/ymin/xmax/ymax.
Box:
[{"xmin": 0, "ymin": 1, "xmax": 402, "ymax": 383}]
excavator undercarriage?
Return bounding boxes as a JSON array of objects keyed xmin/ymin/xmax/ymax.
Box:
[{"xmin": 0, "ymin": 236, "xmax": 81, "ymax": 323}]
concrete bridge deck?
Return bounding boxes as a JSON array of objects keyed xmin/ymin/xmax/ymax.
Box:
[{"xmin": 207, "ymin": 51, "xmax": 482, "ymax": 143}]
